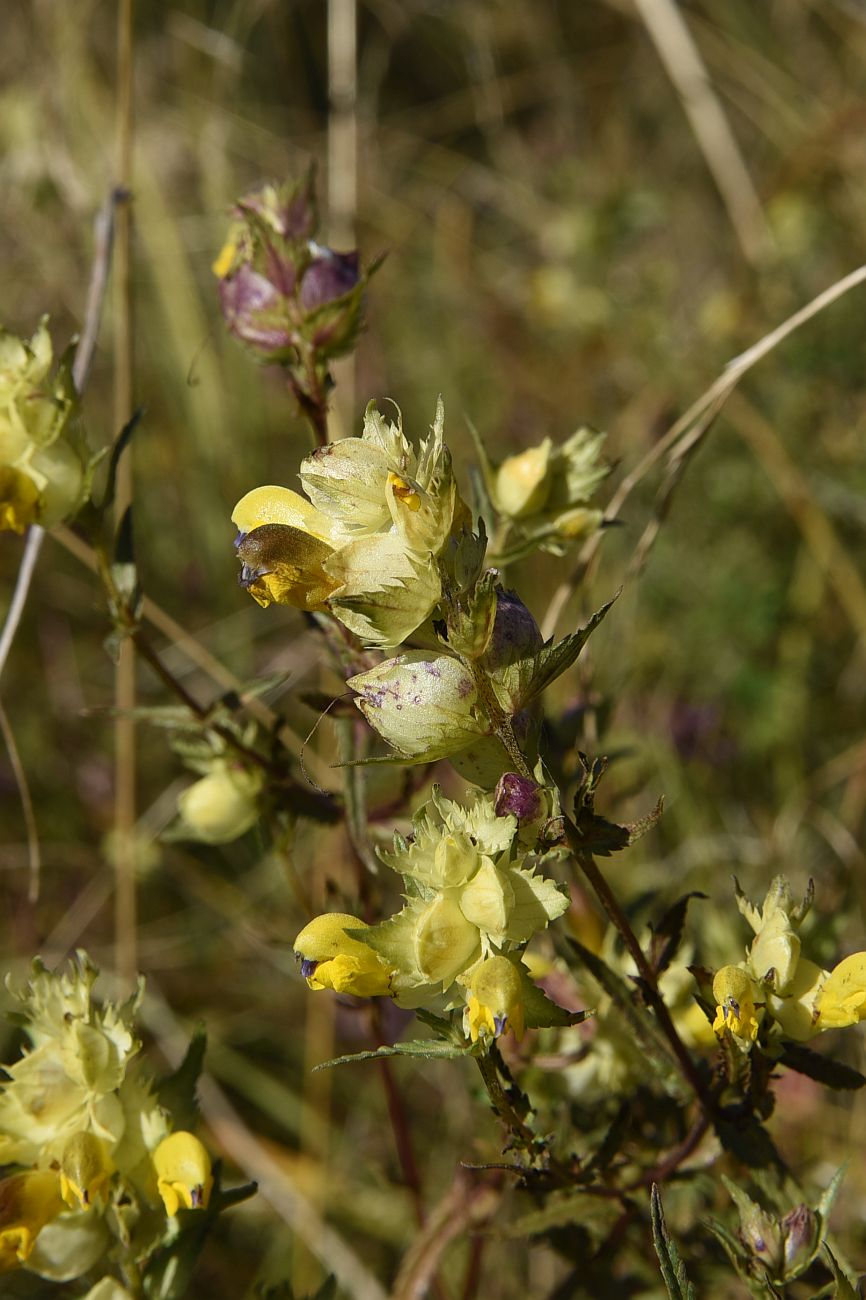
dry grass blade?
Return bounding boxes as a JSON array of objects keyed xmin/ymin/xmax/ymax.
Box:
[
  {"xmin": 630, "ymin": 0, "xmax": 773, "ymax": 266},
  {"xmin": 542, "ymin": 262, "xmax": 866, "ymax": 638},
  {"xmin": 0, "ymin": 700, "xmax": 40, "ymax": 903}
]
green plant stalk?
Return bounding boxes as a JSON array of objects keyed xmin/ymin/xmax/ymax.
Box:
[{"xmin": 564, "ymin": 825, "xmax": 715, "ymax": 1114}]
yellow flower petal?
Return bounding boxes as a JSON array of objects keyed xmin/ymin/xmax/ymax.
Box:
[
  {"xmin": 231, "ymin": 485, "xmax": 336, "ymax": 543},
  {"xmin": 0, "ymin": 466, "xmax": 41, "ymax": 533},
  {"xmin": 465, "ymin": 956, "xmax": 525, "ymax": 1042},
  {"xmin": 294, "ymin": 914, "xmax": 393, "ymax": 998},
  {"xmin": 153, "ymin": 1132, "xmax": 212, "ymax": 1216},
  {"xmin": 816, "ymin": 952, "xmax": 866, "ymax": 1030},
  {"xmin": 0, "ymin": 1170, "xmax": 63, "ymax": 1273},
  {"xmin": 712, "ymin": 965, "xmax": 761, "ymax": 1041}
]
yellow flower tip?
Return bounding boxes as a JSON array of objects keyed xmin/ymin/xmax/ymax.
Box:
[
  {"xmin": 59, "ymin": 1132, "xmax": 114, "ymax": 1211},
  {"xmin": 816, "ymin": 951, "xmax": 866, "ymax": 1030},
  {"xmin": 465, "ymin": 956, "xmax": 525, "ymax": 1043},
  {"xmin": 387, "ymin": 471, "xmax": 421, "ymax": 512},
  {"xmin": 0, "ymin": 1170, "xmax": 63, "ymax": 1272},
  {"xmin": 294, "ymin": 913, "xmax": 393, "ymax": 998},
  {"xmin": 712, "ymin": 965, "xmax": 761, "ymax": 1041},
  {"xmin": 212, "ymin": 236, "xmax": 239, "ymax": 279},
  {"xmin": 0, "ymin": 467, "xmax": 41, "ymax": 534},
  {"xmin": 153, "ymin": 1132, "xmax": 213, "ymax": 1217}
]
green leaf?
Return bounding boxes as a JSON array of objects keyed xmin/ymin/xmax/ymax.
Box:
[
  {"xmin": 817, "ymin": 1162, "xmax": 848, "ymax": 1226},
  {"xmin": 314, "ymin": 1039, "xmax": 473, "ymax": 1070},
  {"xmin": 155, "ymin": 1025, "xmax": 206, "ymax": 1131},
  {"xmin": 779, "ymin": 1043, "xmax": 866, "ymax": 1091},
  {"xmin": 650, "ymin": 1183, "xmax": 697, "ymax": 1300},
  {"xmin": 512, "ymin": 594, "xmax": 619, "ymax": 708},
  {"xmin": 518, "ymin": 964, "xmax": 593, "ymax": 1030},
  {"xmin": 648, "ymin": 891, "xmax": 707, "ymax": 977},
  {"xmin": 100, "ymin": 407, "xmax": 143, "ymax": 511},
  {"xmin": 821, "ymin": 1245, "xmax": 860, "ymax": 1298}
]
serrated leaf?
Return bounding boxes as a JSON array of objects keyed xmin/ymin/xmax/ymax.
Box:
[
  {"xmin": 650, "ymin": 1183, "xmax": 697, "ymax": 1300},
  {"xmin": 514, "ymin": 594, "xmax": 619, "ymax": 708},
  {"xmin": 648, "ymin": 892, "xmax": 707, "ymax": 977},
  {"xmin": 503, "ymin": 1190, "xmax": 621, "ymax": 1240},
  {"xmin": 817, "ymin": 1163, "xmax": 848, "ymax": 1226},
  {"xmin": 779, "ymin": 1043, "xmax": 866, "ymax": 1091},
  {"xmin": 314, "ymin": 1039, "xmax": 473, "ymax": 1070},
  {"xmin": 821, "ymin": 1245, "xmax": 860, "ymax": 1298},
  {"xmin": 415, "ymin": 1008, "xmax": 465, "ymax": 1045}
]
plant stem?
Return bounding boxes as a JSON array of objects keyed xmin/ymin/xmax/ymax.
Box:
[
  {"xmin": 564, "ymin": 821, "xmax": 715, "ymax": 1114},
  {"xmin": 475, "ymin": 1050, "xmax": 555, "ymax": 1165}
]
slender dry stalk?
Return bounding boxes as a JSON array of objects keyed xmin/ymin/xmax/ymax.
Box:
[
  {"xmin": 114, "ymin": 0, "xmax": 137, "ymax": 990},
  {"xmin": 327, "ymin": 0, "xmax": 358, "ymax": 440},
  {"xmin": 630, "ymin": 0, "xmax": 773, "ymax": 265}
]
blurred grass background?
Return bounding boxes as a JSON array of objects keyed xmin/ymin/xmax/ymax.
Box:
[{"xmin": 2, "ymin": 1, "xmax": 866, "ymax": 1295}]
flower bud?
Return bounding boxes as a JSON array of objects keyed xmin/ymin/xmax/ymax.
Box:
[
  {"xmin": 464, "ymin": 956, "xmax": 525, "ymax": 1042},
  {"xmin": 480, "ymin": 590, "xmax": 544, "ymax": 673},
  {"xmin": 749, "ymin": 911, "xmax": 801, "ymax": 994},
  {"xmin": 781, "ymin": 1204, "xmax": 817, "ymax": 1275},
  {"xmin": 494, "ymin": 441, "xmax": 552, "ymax": 519},
  {"xmin": 176, "ymin": 761, "xmax": 263, "ymax": 844},
  {"xmin": 294, "ymin": 913, "xmax": 394, "ymax": 998},
  {"xmin": 299, "ymin": 245, "xmax": 360, "ymax": 312},
  {"xmin": 494, "ymin": 773, "xmax": 542, "ymax": 823},
  {"xmin": 153, "ymin": 1131, "xmax": 213, "ymax": 1216}
]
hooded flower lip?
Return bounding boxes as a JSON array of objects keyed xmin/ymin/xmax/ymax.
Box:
[
  {"xmin": 293, "ymin": 913, "xmax": 394, "ymax": 998},
  {"xmin": 153, "ymin": 1132, "xmax": 213, "ymax": 1216},
  {"xmin": 464, "ymin": 955, "xmax": 526, "ymax": 1043},
  {"xmin": 712, "ymin": 965, "xmax": 762, "ymax": 1043}
]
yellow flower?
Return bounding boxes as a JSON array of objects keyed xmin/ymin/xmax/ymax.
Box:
[
  {"xmin": 815, "ymin": 952, "xmax": 866, "ymax": 1030},
  {"xmin": 712, "ymin": 965, "xmax": 762, "ymax": 1042},
  {"xmin": 0, "ymin": 320, "xmax": 87, "ymax": 534},
  {"xmin": 464, "ymin": 956, "xmax": 525, "ymax": 1042},
  {"xmin": 0, "ymin": 1170, "xmax": 63, "ymax": 1272},
  {"xmin": 232, "ymin": 401, "xmax": 463, "ymax": 646},
  {"xmin": 494, "ymin": 442, "xmax": 552, "ymax": 519},
  {"xmin": 766, "ymin": 958, "xmax": 826, "ymax": 1041},
  {"xmin": 59, "ymin": 1132, "xmax": 113, "ymax": 1211},
  {"xmin": 153, "ymin": 1131, "xmax": 213, "ymax": 1216},
  {"xmin": 294, "ymin": 913, "xmax": 394, "ymax": 997}
]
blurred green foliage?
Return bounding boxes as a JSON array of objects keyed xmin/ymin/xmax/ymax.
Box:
[{"xmin": 2, "ymin": 1, "xmax": 866, "ymax": 1295}]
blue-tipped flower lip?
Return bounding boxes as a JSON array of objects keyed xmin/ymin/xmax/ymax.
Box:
[
  {"xmin": 233, "ymin": 529, "xmax": 247, "ymax": 550},
  {"xmin": 190, "ymin": 1183, "xmax": 204, "ymax": 1208},
  {"xmin": 493, "ymin": 1014, "xmax": 508, "ymax": 1036},
  {"xmin": 300, "ymin": 958, "xmax": 318, "ymax": 979}
]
